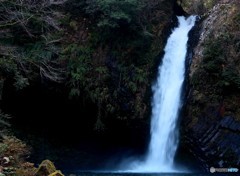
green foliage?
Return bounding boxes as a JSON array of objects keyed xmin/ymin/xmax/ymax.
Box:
[
  {"xmin": 64, "ymin": 44, "xmax": 110, "ymax": 106},
  {"xmin": 66, "ymin": 0, "xmax": 145, "ymax": 43},
  {"xmin": 202, "ymin": 38, "xmax": 225, "ymax": 75},
  {"xmin": 0, "ymin": 0, "xmax": 59, "ymax": 42},
  {"xmin": 95, "ymin": 0, "xmax": 142, "ymax": 28},
  {"xmin": 65, "ymin": 0, "xmax": 143, "ymax": 29},
  {"xmin": 24, "ymin": 41, "xmax": 59, "ymax": 62},
  {"xmin": 0, "ymin": 56, "xmax": 18, "ymax": 74},
  {"xmin": 221, "ymin": 66, "xmax": 240, "ymax": 89},
  {"xmin": 133, "ymin": 67, "xmax": 148, "ymax": 84},
  {"xmin": 64, "ymin": 0, "xmax": 88, "ymax": 16},
  {"xmin": 120, "ymin": 66, "xmax": 148, "ymax": 94},
  {"xmin": 0, "ymin": 56, "xmax": 29, "ymax": 90},
  {"xmin": 65, "ymin": 44, "xmax": 92, "ymax": 95},
  {"xmin": 0, "ymin": 0, "xmax": 66, "ymax": 86},
  {"xmin": 0, "ymin": 0, "xmax": 172, "ymax": 124},
  {"xmin": 198, "ymin": 34, "xmax": 240, "ymax": 92},
  {"xmin": 0, "ymin": 110, "xmax": 11, "ymax": 136},
  {"xmin": 14, "ymin": 73, "xmax": 30, "ymax": 90}
]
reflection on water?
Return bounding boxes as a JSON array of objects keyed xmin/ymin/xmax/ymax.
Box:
[{"xmin": 65, "ymin": 172, "xmax": 233, "ymax": 176}]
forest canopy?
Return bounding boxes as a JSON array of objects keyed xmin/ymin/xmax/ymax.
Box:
[{"xmin": 0, "ymin": 0, "xmax": 172, "ymax": 128}]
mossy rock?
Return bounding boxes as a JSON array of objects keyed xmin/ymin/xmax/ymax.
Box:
[
  {"xmin": 34, "ymin": 160, "xmax": 57, "ymax": 176},
  {"xmin": 180, "ymin": 0, "xmax": 218, "ymax": 14},
  {"xmin": 48, "ymin": 171, "xmax": 64, "ymax": 176}
]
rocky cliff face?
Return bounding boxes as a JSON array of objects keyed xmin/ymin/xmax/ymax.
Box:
[
  {"xmin": 181, "ymin": 0, "xmax": 240, "ymax": 170},
  {"xmin": 179, "ymin": 0, "xmax": 225, "ymax": 15}
]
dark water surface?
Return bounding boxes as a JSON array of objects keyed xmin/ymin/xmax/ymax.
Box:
[{"xmin": 64, "ymin": 172, "xmax": 238, "ymax": 176}]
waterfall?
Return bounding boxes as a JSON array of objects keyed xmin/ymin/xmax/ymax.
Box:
[{"xmin": 125, "ymin": 16, "xmax": 196, "ymax": 173}]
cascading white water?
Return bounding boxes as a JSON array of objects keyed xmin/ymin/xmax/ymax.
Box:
[{"xmin": 125, "ymin": 16, "xmax": 196, "ymax": 173}]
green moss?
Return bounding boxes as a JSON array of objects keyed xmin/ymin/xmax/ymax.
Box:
[
  {"xmin": 35, "ymin": 160, "xmax": 56, "ymax": 176},
  {"xmin": 49, "ymin": 171, "xmax": 64, "ymax": 176}
]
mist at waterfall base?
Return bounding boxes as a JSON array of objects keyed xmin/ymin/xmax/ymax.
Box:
[{"xmin": 114, "ymin": 16, "xmax": 196, "ymax": 173}]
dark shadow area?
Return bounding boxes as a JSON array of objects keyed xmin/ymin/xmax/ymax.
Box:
[
  {"xmin": 173, "ymin": 0, "xmax": 188, "ymax": 17},
  {"xmin": 1, "ymin": 79, "xmax": 148, "ymax": 171}
]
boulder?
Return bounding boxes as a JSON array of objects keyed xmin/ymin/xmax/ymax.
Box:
[
  {"xmin": 34, "ymin": 160, "xmax": 64, "ymax": 176},
  {"xmin": 48, "ymin": 171, "xmax": 64, "ymax": 176}
]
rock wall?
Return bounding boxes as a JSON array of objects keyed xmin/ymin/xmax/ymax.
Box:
[
  {"xmin": 179, "ymin": 0, "xmax": 222, "ymax": 15},
  {"xmin": 182, "ymin": 0, "xmax": 240, "ymax": 170}
]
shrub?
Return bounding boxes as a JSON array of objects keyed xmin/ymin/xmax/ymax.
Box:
[{"xmin": 0, "ymin": 136, "xmax": 31, "ymax": 166}]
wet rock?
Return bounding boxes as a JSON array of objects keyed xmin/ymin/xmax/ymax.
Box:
[
  {"xmin": 220, "ymin": 116, "xmax": 234, "ymax": 128},
  {"xmin": 221, "ymin": 116, "xmax": 240, "ymax": 132},
  {"xmin": 232, "ymin": 123, "xmax": 240, "ymax": 131},
  {"xmin": 183, "ymin": 116, "xmax": 240, "ymax": 169}
]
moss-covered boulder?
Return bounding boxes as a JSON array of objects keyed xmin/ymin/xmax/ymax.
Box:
[
  {"xmin": 48, "ymin": 171, "xmax": 64, "ymax": 176},
  {"xmin": 35, "ymin": 160, "xmax": 64, "ymax": 176}
]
